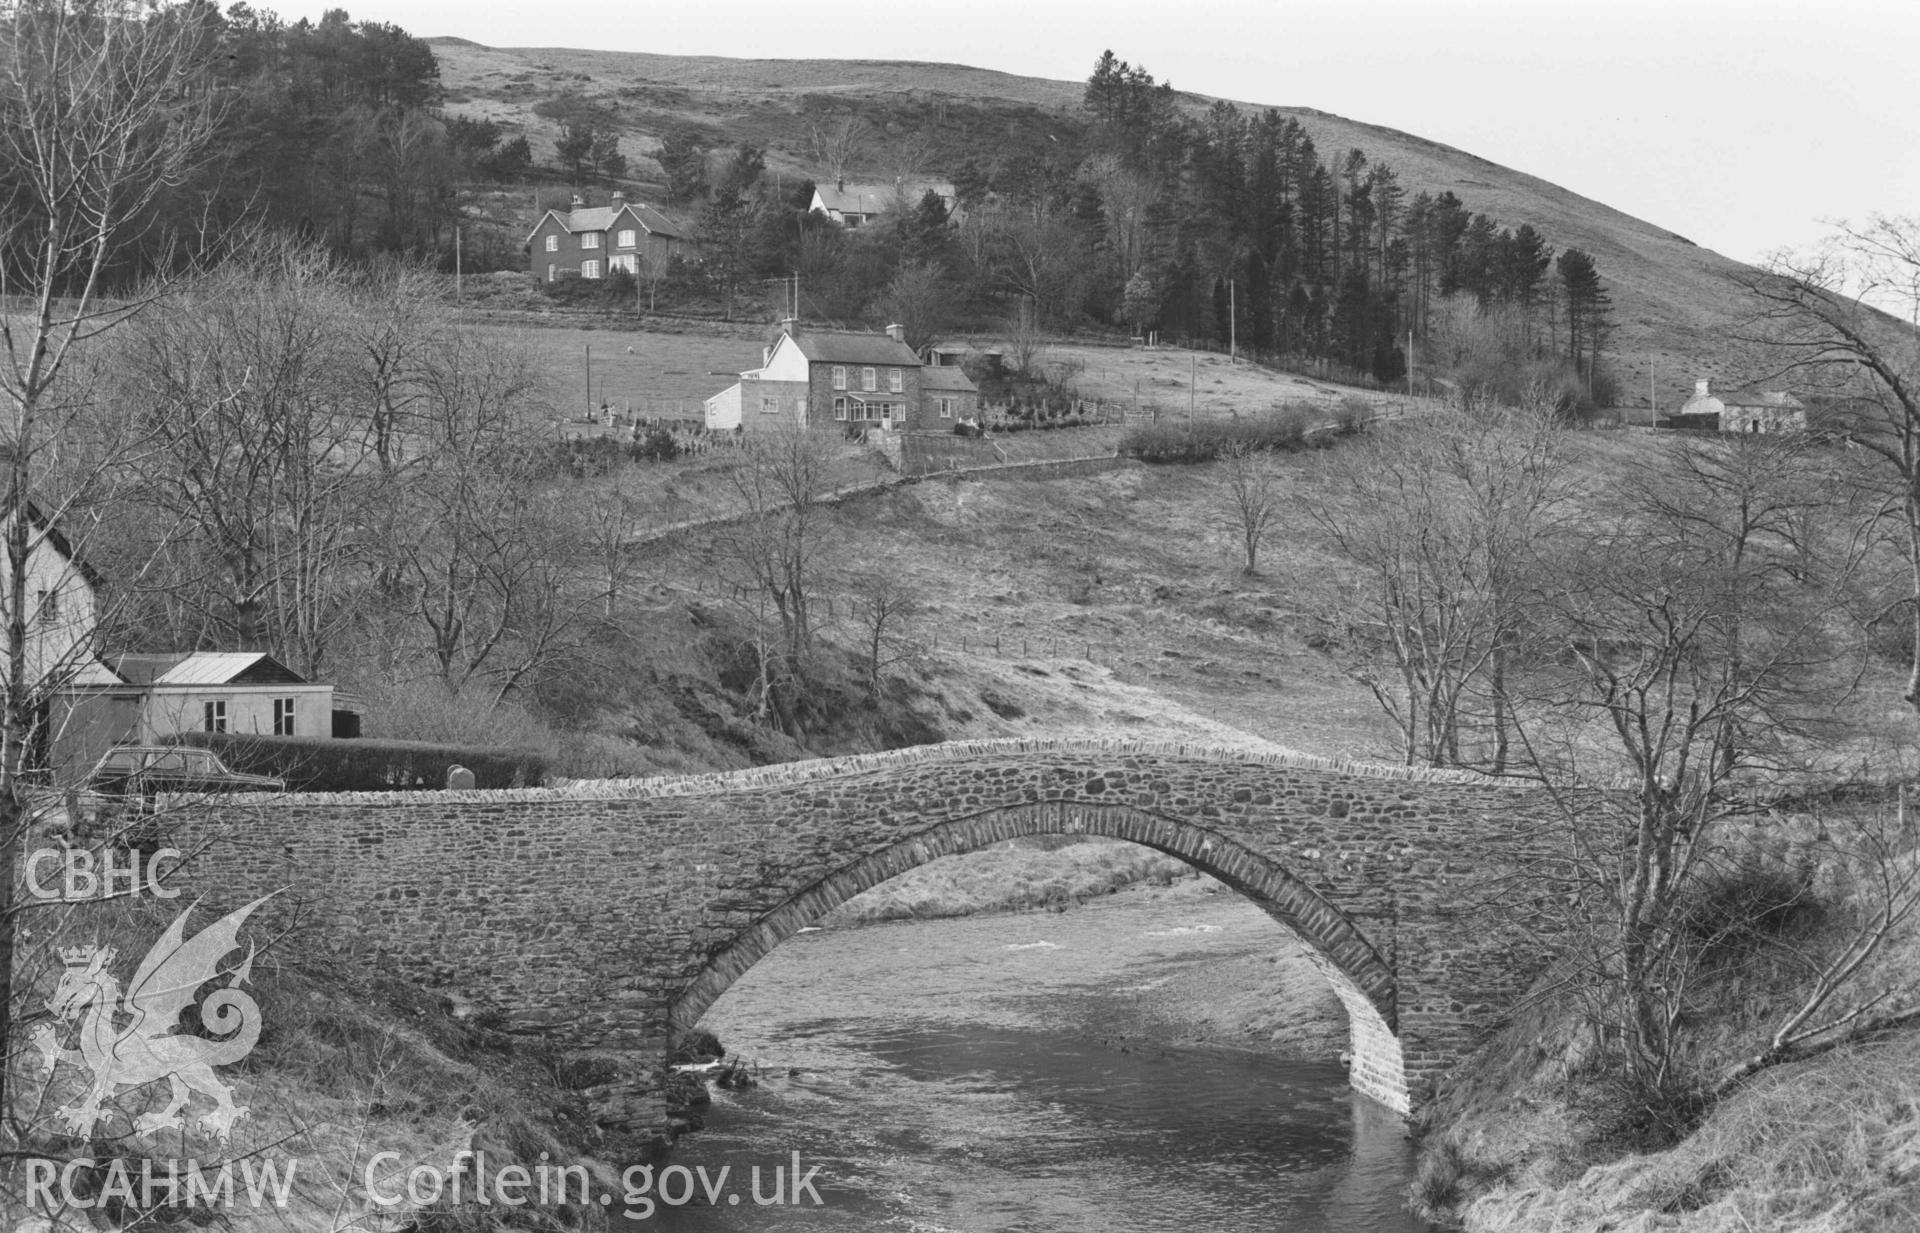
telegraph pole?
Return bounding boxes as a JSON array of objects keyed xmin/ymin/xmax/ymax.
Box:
[
  {"xmin": 1229, "ymin": 278, "xmax": 1236, "ymax": 364},
  {"xmin": 585, "ymin": 345, "xmax": 593, "ymax": 419},
  {"xmin": 454, "ymin": 226, "xmax": 463, "ymax": 304}
]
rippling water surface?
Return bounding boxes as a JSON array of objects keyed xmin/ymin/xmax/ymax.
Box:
[{"xmin": 643, "ymin": 881, "xmax": 1429, "ymax": 1232}]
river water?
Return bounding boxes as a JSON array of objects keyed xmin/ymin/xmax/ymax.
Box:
[{"xmin": 643, "ymin": 877, "xmax": 1428, "ymax": 1232}]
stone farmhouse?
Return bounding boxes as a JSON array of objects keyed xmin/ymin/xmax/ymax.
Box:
[
  {"xmin": 704, "ymin": 321, "xmax": 980, "ymax": 435},
  {"xmin": 527, "ymin": 192, "xmax": 690, "ymax": 284},
  {"xmin": 809, "ymin": 179, "xmax": 958, "ymax": 228},
  {"xmin": 1675, "ymin": 378, "xmax": 1808, "ymax": 434}
]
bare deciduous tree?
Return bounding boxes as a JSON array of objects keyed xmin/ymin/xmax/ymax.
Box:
[
  {"xmin": 1512, "ymin": 432, "xmax": 1870, "ymax": 1115},
  {"xmin": 123, "ymin": 243, "xmax": 370, "ymax": 676},
  {"xmin": 846, "ymin": 572, "xmax": 917, "ymax": 702},
  {"xmin": 712, "ymin": 422, "xmax": 844, "ymax": 722},
  {"xmin": 1218, "ymin": 441, "xmax": 1281, "ymax": 575},
  {"xmin": 389, "ymin": 334, "xmax": 581, "ymax": 705},
  {"xmin": 875, "ymin": 260, "xmax": 951, "ymax": 353},
  {"xmin": 1733, "ymin": 217, "xmax": 1920, "ymax": 710},
  {"xmin": 0, "ymin": 0, "xmax": 224, "ymax": 1119},
  {"xmin": 1306, "ymin": 405, "xmax": 1570, "ymax": 769},
  {"xmin": 805, "ymin": 112, "xmax": 867, "ymax": 190}
]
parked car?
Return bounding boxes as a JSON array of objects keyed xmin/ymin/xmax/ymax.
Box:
[{"xmin": 85, "ymin": 745, "xmax": 285, "ymax": 796}]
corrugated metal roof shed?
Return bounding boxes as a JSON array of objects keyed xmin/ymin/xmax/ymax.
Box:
[{"xmin": 151, "ymin": 652, "xmax": 309, "ymax": 686}]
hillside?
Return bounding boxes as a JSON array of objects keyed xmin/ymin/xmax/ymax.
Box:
[{"xmin": 433, "ymin": 39, "xmax": 1765, "ymax": 408}]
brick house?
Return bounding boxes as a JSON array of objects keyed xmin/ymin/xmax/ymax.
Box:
[
  {"xmin": 704, "ymin": 322, "xmax": 979, "ymax": 434},
  {"xmin": 527, "ymin": 192, "xmax": 689, "ymax": 283}
]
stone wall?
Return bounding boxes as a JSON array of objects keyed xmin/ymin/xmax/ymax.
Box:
[{"xmin": 163, "ymin": 738, "xmax": 1557, "ymax": 1129}]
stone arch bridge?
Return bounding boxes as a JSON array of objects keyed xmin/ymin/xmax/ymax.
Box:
[{"xmin": 172, "ymin": 739, "xmax": 1559, "ymax": 1126}]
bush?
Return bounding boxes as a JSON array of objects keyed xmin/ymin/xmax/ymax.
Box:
[
  {"xmin": 1119, "ymin": 407, "xmax": 1314, "ymax": 462},
  {"xmin": 536, "ymin": 429, "xmax": 685, "ymax": 477},
  {"xmin": 538, "ymin": 272, "xmax": 632, "ymax": 308},
  {"xmin": 1682, "ymin": 864, "xmax": 1821, "ymax": 959},
  {"xmin": 166, "ymin": 731, "xmax": 549, "ymax": 792}
]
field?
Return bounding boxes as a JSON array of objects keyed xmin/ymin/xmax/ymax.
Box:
[
  {"xmin": 478, "ymin": 315, "xmax": 1426, "ymax": 436},
  {"xmin": 468, "ymin": 318, "xmax": 769, "ymax": 420}
]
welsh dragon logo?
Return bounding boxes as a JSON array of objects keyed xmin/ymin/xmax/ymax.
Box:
[{"xmin": 32, "ymin": 894, "xmax": 276, "ymax": 1142}]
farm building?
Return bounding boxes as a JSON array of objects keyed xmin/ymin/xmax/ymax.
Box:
[
  {"xmin": 108, "ymin": 652, "xmax": 336, "ymax": 742},
  {"xmin": 1674, "ymin": 378, "xmax": 1808, "ymax": 434},
  {"xmin": 527, "ymin": 192, "xmax": 690, "ymax": 283}
]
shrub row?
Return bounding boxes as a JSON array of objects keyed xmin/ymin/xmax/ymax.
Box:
[
  {"xmin": 536, "ymin": 430, "xmax": 683, "ymax": 478},
  {"xmin": 983, "ymin": 413, "xmax": 1099, "ymax": 434},
  {"xmin": 1118, "ymin": 408, "xmax": 1317, "ymax": 463},
  {"xmin": 167, "ymin": 731, "xmax": 549, "ymax": 791}
]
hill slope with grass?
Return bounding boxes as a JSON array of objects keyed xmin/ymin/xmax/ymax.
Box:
[{"xmin": 434, "ymin": 39, "xmax": 1766, "ymax": 407}]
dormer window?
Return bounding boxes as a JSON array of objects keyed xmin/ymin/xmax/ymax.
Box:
[{"xmin": 580, "ymin": 232, "xmax": 601, "ymax": 249}]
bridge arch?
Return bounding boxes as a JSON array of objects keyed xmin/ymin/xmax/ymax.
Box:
[{"xmin": 667, "ymin": 799, "xmax": 1411, "ymax": 1113}]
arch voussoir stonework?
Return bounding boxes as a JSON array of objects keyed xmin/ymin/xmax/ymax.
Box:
[{"xmin": 168, "ymin": 738, "xmax": 1557, "ymax": 1133}]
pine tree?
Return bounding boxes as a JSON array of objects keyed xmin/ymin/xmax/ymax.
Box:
[{"xmin": 1558, "ymin": 247, "xmax": 1612, "ymax": 386}]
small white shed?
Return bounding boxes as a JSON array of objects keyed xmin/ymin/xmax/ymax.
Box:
[{"xmin": 112, "ymin": 651, "xmax": 334, "ymax": 741}]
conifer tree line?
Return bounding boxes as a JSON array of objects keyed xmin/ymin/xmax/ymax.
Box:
[
  {"xmin": 675, "ymin": 49, "xmax": 1615, "ymax": 401},
  {"xmin": 0, "ymin": 2, "xmax": 526, "ymax": 277},
  {"xmin": 1054, "ymin": 51, "xmax": 1615, "ymax": 389}
]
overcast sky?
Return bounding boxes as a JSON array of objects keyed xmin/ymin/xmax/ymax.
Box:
[{"xmin": 327, "ymin": 0, "xmax": 1916, "ymax": 267}]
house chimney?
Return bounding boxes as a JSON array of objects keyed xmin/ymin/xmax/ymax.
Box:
[
  {"xmin": 1695, "ymin": 378, "xmax": 1711, "ymax": 397},
  {"xmin": 611, "ymin": 190, "xmax": 625, "ymax": 208},
  {"xmin": 570, "ymin": 193, "xmax": 584, "ymax": 209},
  {"xmin": 779, "ymin": 316, "xmax": 799, "ymax": 338},
  {"xmin": 885, "ymin": 322, "xmax": 905, "ymax": 343}
]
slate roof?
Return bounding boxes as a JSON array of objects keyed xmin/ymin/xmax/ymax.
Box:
[
  {"xmin": 1718, "ymin": 389, "xmax": 1804, "ymax": 409},
  {"xmin": 814, "ymin": 181, "xmax": 955, "ymax": 218},
  {"xmin": 786, "ymin": 330, "xmax": 922, "ymax": 368},
  {"xmin": 527, "ymin": 201, "xmax": 690, "ymax": 244},
  {"xmin": 920, "ymin": 365, "xmax": 979, "ymax": 392}
]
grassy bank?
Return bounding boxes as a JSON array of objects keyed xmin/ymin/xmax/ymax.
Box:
[
  {"xmin": 1411, "ymin": 812, "xmax": 1920, "ymax": 1232},
  {"xmin": 10, "ymin": 890, "xmax": 621, "ymax": 1233}
]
